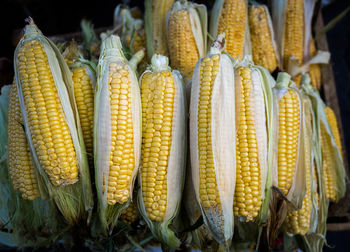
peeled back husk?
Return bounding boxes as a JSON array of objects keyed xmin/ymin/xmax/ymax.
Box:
[{"xmin": 13, "ymin": 19, "xmax": 94, "ymax": 225}]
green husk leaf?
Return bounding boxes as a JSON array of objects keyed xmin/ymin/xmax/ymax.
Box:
[
  {"xmin": 14, "ymin": 19, "xmax": 93, "ymax": 225},
  {"xmin": 94, "ymin": 35, "xmax": 142, "ymax": 234},
  {"xmin": 81, "ymin": 19, "xmax": 101, "ymax": 60}
]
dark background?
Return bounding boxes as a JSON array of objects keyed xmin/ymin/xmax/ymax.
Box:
[{"xmin": 0, "ymin": 0, "xmax": 350, "ymax": 251}]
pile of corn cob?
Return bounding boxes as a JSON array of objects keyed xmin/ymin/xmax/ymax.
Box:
[{"xmin": 0, "ymin": 0, "xmax": 346, "ymax": 250}]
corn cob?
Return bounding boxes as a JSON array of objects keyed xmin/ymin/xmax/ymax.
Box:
[
  {"xmin": 321, "ymin": 107, "xmax": 344, "ymax": 202},
  {"xmin": 309, "ymin": 38, "xmax": 321, "ymax": 89},
  {"xmin": 190, "ymin": 35, "xmax": 235, "ymax": 245},
  {"xmin": 325, "ymin": 107, "xmax": 342, "ymax": 156},
  {"xmin": 14, "ymin": 19, "xmax": 93, "ymax": 224},
  {"xmin": 274, "ymin": 73, "xmax": 302, "ymax": 196},
  {"xmin": 145, "ymin": 0, "xmax": 175, "ymax": 59},
  {"xmin": 95, "ymin": 35, "xmax": 143, "ymax": 231},
  {"xmin": 233, "ymin": 66, "xmax": 268, "ymax": 221},
  {"xmin": 167, "ymin": 1, "xmax": 207, "ymax": 82},
  {"xmin": 120, "ymin": 201, "xmax": 139, "ymax": 224},
  {"xmin": 210, "ymin": 0, "xmax": 248, "ymax": 60},
  {"xmin": 248, "ymin": 5, "xmax": 278, "ymax": 73},
  {"xmin": 8, "ymin": 82, "xmax": 40, "ymax": 200},
  {"xmin": 321, "ymin": 123, "xmax": 337, "ymax": 202},
  {"xmin": 138, "ymin": 54, "xmax": 186, "ymax": 248},
  {"xmin": 284, "ymin": 98, "xmax": 313, "ymax": 235},
  {"xmin": 283, "ymin": 0, "xmax": 304, "ymax": 70},
  {"xmin": 63, "ymin": 43, "xmax": 96, "ymax": 158},
  {"xmin": 277, "ymin": 93, "xmax": 300, "ymax": 195},
  {"xmin": 15, "ymin": 25, "xmax": 79, "ymax": 187}
]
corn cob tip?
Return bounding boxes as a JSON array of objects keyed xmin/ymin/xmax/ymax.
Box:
[
  {"xmin": 209, "ymin": 33, "xmax": 226, "ymax": 55},
  {"xmin": 100, "ymin": 35, "xmax": 125, "ymax": 59},
  {"xmin": 150, "ymin": 54, "xmax": 171, "ymax": 72},
  {"xmin": 23, "ymin": 17, "xmax": 42, "ymax": 38},
  {"xmin": 25, "ymin": 16, "xmax": 35, "ymax": 25},
  {"xmin": 276, "ymin": 72, "xmax": 291, "ymax": 88}
]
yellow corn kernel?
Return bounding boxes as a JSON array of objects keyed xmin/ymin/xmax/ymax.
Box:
[
  {"xmin": 309, "ymin": 38, "xmax": 321, "ymax": 89},
  {"xmin": 197, "ymin": 55, "xmax": 221, "ymax": 210},
  {"xmin": 17, "ymin": 39, "xmax": 78, "ymax": 187},
  {"xmin": 72, "ymin": 67, "xmax": 94, "ymax": 157},
  {"xmin": 8, "ymin": 83, "xmax": 40, "ymax": 200},
  {"xmin": 217, "ymin": 0, "xmax": 247, "ymax": 60},
  {"xmin": 277, "ymin": 90, "xmax": 301, "ymax": 195},
  {"xmin": 140, "ymin": 71, "xmax": 175, "ymax": 222},
  {"xmin": 233, "ymin": 67, "xmax": 262, "ymax": 220},
  {"xmin": 120, "ymin": 202, "xmax": 139, "ymax": 224},
  {"xmin": 321, "ymin": 122, "xmax": 337, "ymax": 202},
  {"xmin": 167, "ymin": 8, "xmax": 200, "ymax": 82},
  {"xmin": 107, "ymin": 63, "xmax": 135, "ymax": 205},
  {"xmin": 249, "ymin": 5, "xmax": 278, "ymax": 72},
  {"xmin": 325, "ymin": 107, "xmax": 342, "ymax": 156},
  {"xmin": 283, "ymin": 0, "xmax": 304, "ymax": 85}
]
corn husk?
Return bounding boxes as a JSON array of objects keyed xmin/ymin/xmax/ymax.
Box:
[
  {"xmin": 13, "ymin": 19, "xmax": 94, "ymax": 225},
  {"xmin": 145, "ymin": 0, "xmax": 175, "ymax": 59},
  {"xmin": 137, "ymin": 54, "xmax": 186, "ymax": 249},
  {"xmin": 94, "ymin": 35, "xmax": 143, "ymax": 233},
  {"xmin": 190, "ymin": 34, "xmax": 235, "ymax": 246},
  {"xmin": 300, "ymin": 74, "xmax": 329, "ymax": 252},
  {"xmin": 303, "ymin": 80, "xmax": 345, "ymax": 202},
  {"xmin": 209, "ymin": 0, "xmax": 251, "ymax": 59}
]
